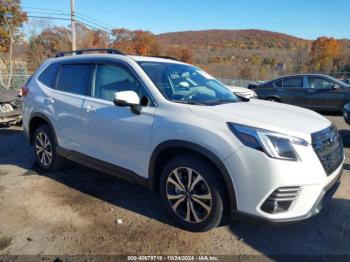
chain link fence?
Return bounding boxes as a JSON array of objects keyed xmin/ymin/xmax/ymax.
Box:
[{"xmin": 0, "ymin": 75, "xmax": 32, "ymax": 90}]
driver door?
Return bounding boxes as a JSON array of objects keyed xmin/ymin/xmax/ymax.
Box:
[
  {"xmin": 81, "ymin": 61, "xmax": 155, "ymax": 177},
  {"xmin": 305, "ymin": 76, "xmax": 347, "ymax": 110}
]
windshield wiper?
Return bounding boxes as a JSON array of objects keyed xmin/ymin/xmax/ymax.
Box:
[
  {"xmin": 170, "ymin": 99, "xmax": 207, "ymax": 105},
  {"xmin": 203, "ymin": 99, "xmax": 237, "ymax": 105}
]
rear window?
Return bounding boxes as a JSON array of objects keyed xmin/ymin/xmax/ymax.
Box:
[
  {"xmin": 38, "ymin": 63, "xmax": 59, "ymax": 88},
  {"xmin": 56, "ymin": 64, "xmax": 92, "ymax": 95}
]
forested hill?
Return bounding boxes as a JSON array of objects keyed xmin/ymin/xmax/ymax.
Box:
[{"xmin": 157, "ymin": 29, "xmax": 310, "ymax": 50}]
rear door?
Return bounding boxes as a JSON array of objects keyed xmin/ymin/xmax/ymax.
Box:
[
  {"xmin": 304, "ymin": 76, "xmax": 348, "ymax": 110},
  {"xmin": 53, "ymin": 63, "xmax": 93, "ymax": 152},
  {"xmin": 279, "ymin": 76, "xmax": 305, "ymax": 106}
]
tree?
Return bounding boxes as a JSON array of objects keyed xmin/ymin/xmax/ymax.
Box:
[
  {"xmin": 28, "ymin": 26, "xmax": 71, "ymax": 70},
  {"xmin": 75, "ymin": 23, "xmax": 109, "ymax": 49},
  {"xmin": 0, "ymin": 0, "xmax": 27, "ymax": 88},
  {"xmin": 310, "ymin": 37, "xmax": 341, "ymax": 73},
  {"xmin": 292, "ymin": 45, "xmax": 310, "ymax": 73},
  {"xmin": 133, "ymin": 30, "xmax": 159, "ymax": 56},
  {"xmin": 238, "ymin": 65, "xmax": 253, "ymax": 80},
  {"xmin": 165, "ymin": 46, "xmax": 193, "ymax": 63},
  {"xmin": 112, "ymin": 28, "xmax": 160, "ymax": 56}
]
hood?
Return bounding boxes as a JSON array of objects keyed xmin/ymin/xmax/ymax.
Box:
[
  {"xmin": 189, "ymin": 99, "xmax": 331, "ymax": 142},
  {"xmin": 227, "ymin": 86, "xmax": 254, "ymax": 93}
]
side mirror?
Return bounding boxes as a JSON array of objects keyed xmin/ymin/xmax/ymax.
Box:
[
  {"xmin": 113, "ymin": 91, "xmax": 142, "ymax": 115},
  {"xmin": 333, "ymin": 84, "xmax": 341, "ymax": 89}
]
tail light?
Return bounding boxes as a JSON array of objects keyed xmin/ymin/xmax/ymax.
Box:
[{"xmin": 20, "ymin": 86, "xmax": 29, "ymax": 97}]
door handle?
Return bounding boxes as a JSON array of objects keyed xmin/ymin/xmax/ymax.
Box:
[
  {"xmin": 83, "ymin": 104, "xmax": 96, "ymax": 112},
  {"xmin": 44, "ymin": 97, "xmax": 54, "ymax": 105}
]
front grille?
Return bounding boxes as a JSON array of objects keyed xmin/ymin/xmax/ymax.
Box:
[{"xmin": 312, "ymin": 125, "xmax": 343, "ymax": 176}]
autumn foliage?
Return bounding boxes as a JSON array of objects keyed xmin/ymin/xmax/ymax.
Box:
[
  {"xmin": 0, "ymin": 0, "xmax": 27, "ymax": 52},
  {"xmin": 111, "ymin": 28, "xmax": 160, "ymax": 56},
  {"xmin": 310, "ymin": 37, "xmax": 341, "ymax": 72}
]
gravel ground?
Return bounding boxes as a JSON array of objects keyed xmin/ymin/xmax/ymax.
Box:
[{"xmin": 0, "ymin": 115, "xmax": 349, "ymax": 257}]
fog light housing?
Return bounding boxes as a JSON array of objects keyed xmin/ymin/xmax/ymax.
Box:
[{"xmin": 261, "ymin": 186, "xmax": 301, "ymax": 214}]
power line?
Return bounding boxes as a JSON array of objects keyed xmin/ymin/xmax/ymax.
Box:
[
  {"xmin": 75, "ymin": 11, "xmax": 114, "ymax": 29},
  {"xmin": 26, "ymin": 15, "xmax": 113, "ymax": 35},
  {"xmin": 26, "ymin": 11, "xmax": 71, "ymax": 17},
  {"xmin": 24, "ymin": 6, "xmax": 114, "ymax": 31},
  {"xmin": 75, "ymin": 20, "xmax": 113, "ymax": 35},
  {"xmin": 24, "ymin": 7, "xmax": 114, "ymax": 34},
  {"xmin": 22, "ymin": 6, "xmax": 66, "ymax": 14},
  {"xmin": 75, "ymin": 14, "xmax": 112, "ymax": 31},
  {"xmin": 26, "ymin": 15, "xmax": 71, "ymax": 21}
]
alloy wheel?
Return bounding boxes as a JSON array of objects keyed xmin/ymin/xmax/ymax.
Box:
[
  {"xmin": 166, "ymin": 167, "xmax": 212, "ymax": 223},
  {"xmin": 35, "ymin": 132, "xmax": 52, "ymax": 167}
]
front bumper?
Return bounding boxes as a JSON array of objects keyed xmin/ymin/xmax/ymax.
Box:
[
  {"xmin": 230, "ymin": 168, "xmax": 342, "ymax": 223},
  {"xmin": 0, "ymin": 108, "xmax": 21, "ymax": 124},
  {"xmin": 224, "ymin": 143, "xmax": 344, "ymax": 223}
]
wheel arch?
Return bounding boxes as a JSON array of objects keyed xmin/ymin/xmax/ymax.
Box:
[
  {"xmin": 265, "ymin": 96, "xmax": 281, "ymax": 102},
  {"xmin": 148, "ymin": 140, "xmax": 237, "ymax": 211},
  {"xmin": 28, "ymin": 113, "xmax": 58, "ymax": 145}
]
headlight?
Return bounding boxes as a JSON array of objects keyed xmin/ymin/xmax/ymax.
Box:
[{"xmin": 228, "ymin": 123, "xmax": 308, "ymax": 161}]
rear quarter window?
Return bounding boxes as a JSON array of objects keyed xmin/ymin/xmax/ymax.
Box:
[
  {"xmin": 56, "ymin": 64, "xmax": 93, "ymax": 95},
  {"xmin": 274, "ymin": 80, "xmax": 282, "ymax": 88},
  {"xmin": 38, "ymin": 63, "xmax": 60, "ymax": 88}
]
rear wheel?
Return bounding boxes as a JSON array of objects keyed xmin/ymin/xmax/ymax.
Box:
[
  {"xmin": 32, "ymin": 124, "xmax": 65, "ymax": 171},
  {"xmin": 266, "ymin": 97, "xmax": 279, "ymax": 102},
  {"xmin": 160, "ymin": 155, "xmax": 224, "ymax": 232}
]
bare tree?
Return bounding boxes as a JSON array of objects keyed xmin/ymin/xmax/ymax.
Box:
[{"xmin": 3, "ymin": 14, "xmax": 13, "ymax": 89}]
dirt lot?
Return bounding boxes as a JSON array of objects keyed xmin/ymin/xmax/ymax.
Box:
[{"xmin": 0, "ymin": 115, "xmax": 350, "ymax": 257}]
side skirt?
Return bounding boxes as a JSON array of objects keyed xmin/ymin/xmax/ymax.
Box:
[{"xmin": 56, "ymin": 147, "xmax": 148, "ymax": 188}]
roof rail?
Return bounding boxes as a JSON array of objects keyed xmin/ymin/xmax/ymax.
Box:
[
  {"xmin": 151, "ymin": 56, "xmax": 178, "ymax": 61},
  {"xmin": 55, "ymin": 48, "xmax": 125, "ymax": 57}
]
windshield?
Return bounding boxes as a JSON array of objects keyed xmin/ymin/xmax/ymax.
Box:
[
  {"xmin": 138, "ymin": 61, "xmax": 240, "ymax": 105},
  {"xmin": 327, "ymin": 75, "xmax": 350, "ymax": 88}
]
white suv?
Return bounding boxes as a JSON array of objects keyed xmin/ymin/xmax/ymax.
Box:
[{"xmin": 22, "ymin": 49, "xmax": 343, "ymax": 232}]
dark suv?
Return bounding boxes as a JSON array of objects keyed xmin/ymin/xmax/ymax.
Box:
[{"xmin": 254, "ymin": 74, "xmax": 350, "ymax": 111}]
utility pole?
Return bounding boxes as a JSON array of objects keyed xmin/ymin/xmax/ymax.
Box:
[{"xmin": 70, "ymin": 0, "xmax": 76, "ymax": 51}]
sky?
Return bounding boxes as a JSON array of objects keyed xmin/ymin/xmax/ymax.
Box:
[{"xmin": 21, "ymin": 0, "xmax": 350, "ymax": 40}]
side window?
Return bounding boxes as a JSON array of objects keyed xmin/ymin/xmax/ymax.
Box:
[
  {"xmin": 274, "ymin": 80, "xmax": 282, "ymax": 88},
  {"xmin": 38, "ymin": 63, "xmax": 60, "ymax": 88},
  {"xmin": 283, "ymin": 77, "xmax": 303, "ymax": 88},
  {"xmin": 93, "ymin": 63, "xmax": 149, "ymax": 105},
  {"xmin": 308, "ymin": 77, "xmax": 334, "ymax": 89},
  {"xmin": 56, "ymin": 64, "xmax": 92, "ymax": 95}
]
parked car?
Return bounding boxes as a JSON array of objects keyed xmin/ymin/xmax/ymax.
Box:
[
  {"xmin": 343, "ymin": 79, "xmax": 350, "ymax": 85},
  {"xmin": 343, "ymin": 103, "xmax": 350, "ymax": 125},
  {"xmin": 247, "ymin": 81, "xmax": 264, "ymax": 90},
  {"xmin": 254, "ymin": 74, "xmax": 350, "ymax": 111},
  {"xmin": 22, "ymin": 49, "xmax": 343, "ymax": 232},
  {"xmin": 0, "ymin": 88, "xmax": 22, "ymax": 126},
  {"xmin": 226, "ymin": 85, "xmax": 257, "ymax": 99}
]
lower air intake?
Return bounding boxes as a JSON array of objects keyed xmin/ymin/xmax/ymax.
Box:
[{"xmin": 261, "ymin": 186, "xmax": 301, "ymax": 214}]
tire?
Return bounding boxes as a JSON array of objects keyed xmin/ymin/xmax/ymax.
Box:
[
  {"xmin": 32, "ymin": 124, "xmax": 65, "ymax": 172},
  {"xmin": 266, "ymin": 97, "xmax": 279, "ymax": 102},
  {"xmin": 160, "ymin": 155, "xmax": 224, "ymax": 232}
]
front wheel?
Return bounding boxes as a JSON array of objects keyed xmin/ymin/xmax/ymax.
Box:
[{"xmin": 160, "ymin": 156, "xmax": 224, "ymax": 232}]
